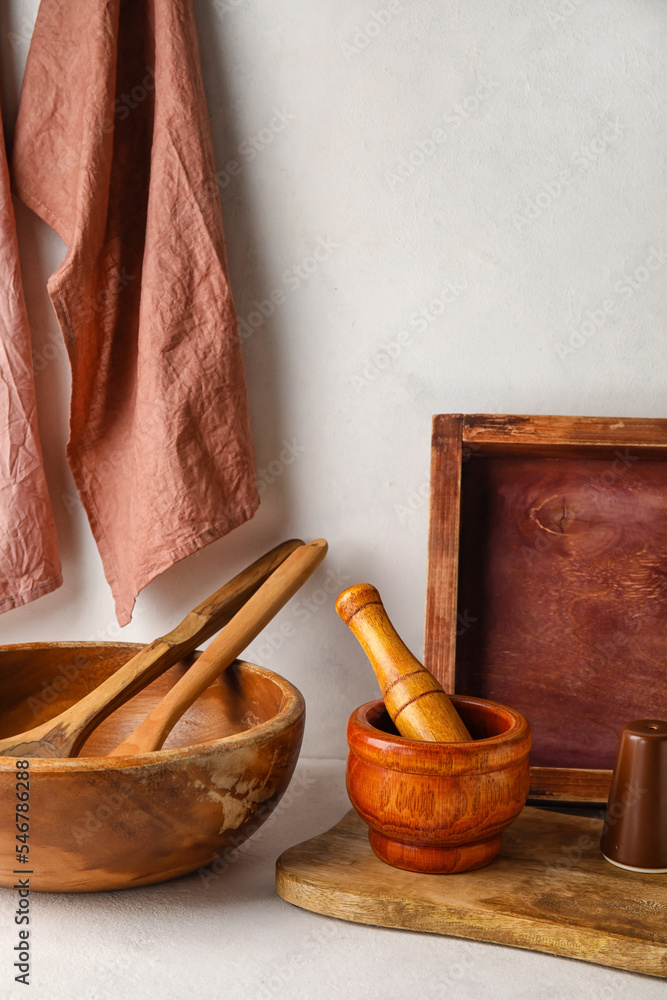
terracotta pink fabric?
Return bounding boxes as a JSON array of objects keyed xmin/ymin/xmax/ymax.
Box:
[
  {"xmin": 12, "ymin": 0, "xmax": 259, "ymax": 625},
  {"xmin": 0, "ymin": 97, "xmax": 62, "ymax": 612}
]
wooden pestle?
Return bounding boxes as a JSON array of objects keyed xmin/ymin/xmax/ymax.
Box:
[{"xmin": 336, "ymin": 583, "xmax": 471, "ymax": 742}]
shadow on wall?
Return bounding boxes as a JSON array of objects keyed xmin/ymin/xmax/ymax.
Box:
[{"xmin": 192, "ymin": 0, "xmax": 295, "ymax": 520}]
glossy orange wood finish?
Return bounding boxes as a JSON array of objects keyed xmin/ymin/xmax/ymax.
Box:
[
  {"xmin": 336, "ymin": 584, "xmax": 470, "ymax": 743},
  {"xmin": 426, "ymin": 413, "xmax": 667, "ymax": 804},
  {"xmin": 0, "ymin": 644, "xmax": 305, "ymax": 892},
  {"xmin": 346, "ymin": 695, "xmax": 531, "ymax": 874}
]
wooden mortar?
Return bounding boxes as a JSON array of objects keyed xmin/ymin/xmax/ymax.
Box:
[{"xmin": 346, "ymin": 695, "xmax": 531, "ymax": 874}]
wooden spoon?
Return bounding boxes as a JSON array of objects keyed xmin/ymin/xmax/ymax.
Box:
[
  {"xmin": 0, "ymin": 539, "xmax": 305, "ymax": 759},
  {"xmin": 109, "ymin": 538, "xmax": 328, "ymax": 756}
]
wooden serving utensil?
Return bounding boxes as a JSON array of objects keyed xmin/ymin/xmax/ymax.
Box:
[
  {"xmin": 108, "ymin": 538, "xmax": 328, "ymax": 756},
  {"xmin": 0, "ymin": 539, "xmax": 305, "ymax": 759},
  {"xmin": 336, "ymin": 583, "xmax": 471, "ymax": 742}
]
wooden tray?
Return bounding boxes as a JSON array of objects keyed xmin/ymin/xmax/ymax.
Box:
[
  {"xmin": 425, "ymin": 414, "xmax": 667, "ymax": 804},
  {"xmin": 276, "ymin": 807, "xmax": 667, "ymax": 979}
]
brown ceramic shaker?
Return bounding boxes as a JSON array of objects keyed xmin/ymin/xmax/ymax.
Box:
[{"xmin": 600, "ymin": 719, "xmax": 667, "ymax": 873}]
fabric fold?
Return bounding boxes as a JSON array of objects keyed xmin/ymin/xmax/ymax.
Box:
[
  {"xmin": 0, "ymin": 88, "xmax": 62, "ymax": 612},
  {"xmin": 12, "ymin": 0, "xmax": 259, "ymax": 625}
]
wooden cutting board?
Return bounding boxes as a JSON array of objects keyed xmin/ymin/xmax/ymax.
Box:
[{"xmin": 276, "ymin": 806, "xmax": 667, "ymax": 978}]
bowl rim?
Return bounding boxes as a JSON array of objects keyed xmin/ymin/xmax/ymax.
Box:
[
  {"xmin": 0, "ymin": 644, "xmax": 305, "ymax": 772},
  {"xmin": 347, "ymin": 694, "xmax": 532, "ymax": 775}
]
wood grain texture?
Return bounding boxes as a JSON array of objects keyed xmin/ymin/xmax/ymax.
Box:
[
  {"xmin": 0, "ymin": 644, "xmax": 305, "ymax": 891},
  {"xmin": 462, "ymin": 413, "xmax": 667, "ymax": 457},
  {"xmin": 109, "ymin": 539, "xmax": 327, "ymax": 755},
  {"xmin": 424, "ymin": 414, "xmax": 463, "ymax": 687},
  {"xmin": 276, "ymin": 807, "xmax": 667, "ymax": 979},
  {"xmin": 426, "ymin": 414, "xmax": 667, "ymax": 803},
  {"xmin": 456, "ymin": 457, "xmax": 667, "ymax": 770},
  {"xmin": 336, "ymin": 583, "xmax": 471, "ymax": 742},
  {"xmin": 0, "ymin": 539, "xmax": 304, "ymax": 758},
  {"xmin": 346, "ymin": 697, "xmax": 530, "ymax": 873},
  {"xmin": 528, "ymin": 767, "xmax": 612, "ymax": 803}
]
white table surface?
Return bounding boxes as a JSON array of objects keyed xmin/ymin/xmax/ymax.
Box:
[{"xmin": 0, "ymin": 758, "xmax": 664, "ymax": 1000}]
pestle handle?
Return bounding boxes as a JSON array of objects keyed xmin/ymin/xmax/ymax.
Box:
[{"xmin": 336, "ymin": 583, "xmax": 471, "ymax": 742}]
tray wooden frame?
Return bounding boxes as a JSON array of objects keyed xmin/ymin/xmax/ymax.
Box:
[{"xmin": 425, "ymin": 413, "xmax": 667, "ymax": 804}]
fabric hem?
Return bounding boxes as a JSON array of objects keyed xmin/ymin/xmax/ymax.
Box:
[
  {"xmin": 63, "ymin": 403, "xmax": 260, "ymax": 628},
  {"xmin": 0, "ymin": 573, "xmax": 64, "ymax": 613},
  {"xmin": 11, "ymin": 180, "xmax": 71, "ymax": 245},
  {"xmin": 114, "ymin": 496, "xmax": 260, "ymax": 626}
]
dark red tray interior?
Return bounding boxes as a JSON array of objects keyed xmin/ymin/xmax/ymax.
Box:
[{"xmin": 455, "ymin": 455, "xmax": 667, "ymax": 770}]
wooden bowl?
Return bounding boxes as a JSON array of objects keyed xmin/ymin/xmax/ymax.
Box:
[
  {"xmin": 0, "ymin": 642, "xmax": 305, "ymax": 892},
  {"xmin": 347, "ymin": 694, "xmax": 531, "ymax": 874}
]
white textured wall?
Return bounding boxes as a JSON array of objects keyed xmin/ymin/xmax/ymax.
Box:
[{"xmin": 1, "ymin": 0, "xmax": 666, "ymax": 758}]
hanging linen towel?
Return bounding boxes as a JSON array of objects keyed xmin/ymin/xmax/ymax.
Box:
[
  {"xmin": 0, "ymin": 90, "xmax": 62, "ymax": 612},
  {"xmin": 12, "ymin": 0, "xmax": 259, "ymax": 625}
]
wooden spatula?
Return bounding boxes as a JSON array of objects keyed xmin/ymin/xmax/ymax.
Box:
[
  {"xmin": 0, "ymin": 539, "xmax": 305, "ymax": 759},
  {"xmin": 108, "ymin": 538, "xmax": 328, "ymax": 756}
]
